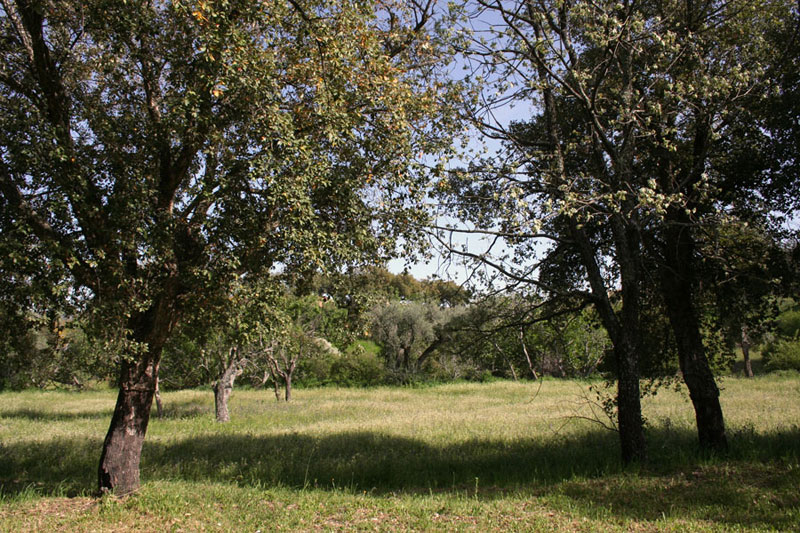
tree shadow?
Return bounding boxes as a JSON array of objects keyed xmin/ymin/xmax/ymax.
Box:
[
  {"xmin": 0, "ymin": 408, "xmax": 112, "ymax": 422},
  {"xmin": 152, "ymin": 396, "xmax": 213, "ymax": 420},
  {"xmin": 1, "ymin": 424, "xmax": 798, "ymax": 529}
]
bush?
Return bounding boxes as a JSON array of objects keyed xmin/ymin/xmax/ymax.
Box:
[
  {"xmin": 329, "ymin": 347, "xmax": 386, "ymax": 386},
  {"xmin": 775, "ymin": 309, "xmax": 800, "ymax": 339},
  {"xmin": 763, "ymin": 339, "xmax": 800, "ymax": 372}
]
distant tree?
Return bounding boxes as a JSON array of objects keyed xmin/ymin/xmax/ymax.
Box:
[
  {"xmin": 0, "ymin": 0, "xmax": 460, "ymax": 494},
  {"xmin": 265, "ymin": 293, "xmax": 350, "ymax": 400},
  {"xmin": 368, "ymin": 300, "xmax": 453, "ymax": 381}
]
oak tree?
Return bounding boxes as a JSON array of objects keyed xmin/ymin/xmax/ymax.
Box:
[{"xmin": 0, "ymin": 0, "xmax": 459, "ymax": 493}]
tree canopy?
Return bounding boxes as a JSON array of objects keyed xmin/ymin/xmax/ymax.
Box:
[{"xmin": 0, "ymin": 0, "xmax": 461, "ymax": 494}]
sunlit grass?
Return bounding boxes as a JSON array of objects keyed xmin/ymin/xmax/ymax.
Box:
[{"xmin": 2, "ymin": 376, "xmax": 799, "ymax": 531}]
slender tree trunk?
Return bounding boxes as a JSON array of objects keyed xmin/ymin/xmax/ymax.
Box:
[
  {"xmin": 97, "ymin": 353, "xmax": 159, "ymax": 495},
  {"xmin": 741, "ymin": 326, "xmax": 754, "ymax": 378},
  {"xmin": 519, "ymin": 329, "xmax": 538, "ymax": 380},
  {"xmin": 272, "ymin": 376, "xmax": 282, "ymax": 402},
  {"xmin": 507, "ymin": 358, "xmax": 519, "ymax": 381},
  {"xmin": 155, "ymin": 376, "xmax": 164, "ymax": 419},
  {"xmin": 661, "ymin": 215, "xmax": 728, "ymax": 452}
]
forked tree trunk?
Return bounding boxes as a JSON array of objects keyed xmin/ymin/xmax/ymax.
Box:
[{"xmin": 98, "ymin": 354, "xmax": 159, "ymax": 495}]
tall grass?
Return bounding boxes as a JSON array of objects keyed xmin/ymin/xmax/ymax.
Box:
[{"xmin": 2, "ymin": 376, "xmax": 799, "ymax": 531}]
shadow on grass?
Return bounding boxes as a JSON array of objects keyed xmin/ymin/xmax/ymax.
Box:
[
  {"xmin": 0, "ymin": 394, "xmax": 215, "ymax": 422},
  {"xmin": 1, "ymin": 424, "xmax": 799, "ymax": 529},
  {"xmin": 0, "ymin": 408, "xmax": 112, "ymax": 422}
]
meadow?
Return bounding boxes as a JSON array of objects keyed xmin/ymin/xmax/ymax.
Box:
[{"xmin": 1, "ymin": 374, "xmax": 799, "ymax": 532}]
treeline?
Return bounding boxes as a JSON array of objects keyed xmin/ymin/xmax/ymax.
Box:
[{"xmin": 4, "ymin": 267, "xmax": 799, "ymax": 396}]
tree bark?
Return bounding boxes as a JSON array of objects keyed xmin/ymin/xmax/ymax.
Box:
[
  {"xmin": 661, "ymin": 215, "xmax": 728, "ymax": 452},
  {"xmin": 614, "ymin": 335, "xmax": 647, "ymax": 463},
  {"xmin": 213, "ymin": 382, "xmax": 232, "ymax": 422},
  {"xmin": 213, "ymin": 348, "xmax": 245, "ymax": 422},
  {"xmin": 519, "ymin": 328, "xmax": 538, "ymax": 380},
  {"xmin": 97, "ymin": 294, "xmax": 178, "ymax": 495},
  {"xmin": 272, "ymin": 375, "xmax": 282, "ymax": 402},
  {"xmin": 97, "ymin": 354, "xmax": 159, "ymax": 495}
]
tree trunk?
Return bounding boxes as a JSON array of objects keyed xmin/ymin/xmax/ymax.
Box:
[
  {"xmin": 284, "ymin": 373, "xmax": 292, "ymax": 402},
  {"xmin": 570, "ymin": 221, "xmax": 647, "ymax": 464},
  {"xmin": 614, "ymin": 335, "xmax": 647, "ymax": 463},
  {"xmin": 155, "ymin": 377, "xmax": 163, "ymax": 419},
  {"xmin": 741, "ymin": 325, "xmax": 754, "ymax": 378},
  {"xmin": 664, "ymin": 294, "xmax": 728, "ymax": 451},
  {"xmin": 97, "ymin": 295, "xmax": 178, "ymax": 495},
  {"xmin": 213, "ymin": 349, "xmax": 244, "ymax": 422},
  {"xmin": 97, "ymin": 354, "xmax": 158, "ymax": 495},
  {"xmin": 519, "ymin": 329, "xmax": 538, "ymax": 380},
  {"xmin": 272, "ymin": 376, "xmax": 282, "ymax": 401},
  {"xmin": 661, "ymin": 215, "xmax": 728, "ymax": 452},
  {"xmin": 213, "ymin": 382, "xmax": 232, "ymax": 422}
]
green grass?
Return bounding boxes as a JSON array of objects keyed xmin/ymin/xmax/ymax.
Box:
[{"xmin": 1, "ymin": 377, "xmax": 799, "ymax": 531}]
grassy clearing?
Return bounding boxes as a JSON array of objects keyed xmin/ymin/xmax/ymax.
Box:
[{"xmin": 1, "ymin": 376, "xmax": 799, "ymax": 531}]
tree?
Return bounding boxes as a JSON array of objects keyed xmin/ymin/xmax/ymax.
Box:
[
  {"xmin": 438, "ymin": 0, "xmax": 794, "ymax": 461},
  {"xmin": 0, "ymin": 0, "xmax": 460, "ymax": 494},
  {"xmin": 368, "ymin": 300, "xmax": 445, "ymax": 380}
]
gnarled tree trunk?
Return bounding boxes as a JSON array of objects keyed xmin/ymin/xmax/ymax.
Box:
[{"xmin": 213, "ymin": 348, "xmax": 245, "ymax": 422}]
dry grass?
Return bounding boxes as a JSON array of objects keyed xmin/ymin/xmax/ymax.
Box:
[{"xmin": 2, "ymin": 375, "xmax": 799, "ymax": 531}]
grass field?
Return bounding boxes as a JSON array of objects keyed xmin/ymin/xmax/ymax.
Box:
[{"xmin": 1, "ymin": 374, "xmax": 799, "ymax": 531}]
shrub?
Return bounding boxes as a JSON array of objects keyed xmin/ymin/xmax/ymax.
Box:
[
  {"xmin": 329, "ymin": 345, "xmax": 386, "ymax": 386},
  {"xmin": 775, "ymin": 309, "xmax": 800, "ymax": 339},
  {"xmin": 763, "ymin": 339, "xmax": 800, "ymax": 372}
]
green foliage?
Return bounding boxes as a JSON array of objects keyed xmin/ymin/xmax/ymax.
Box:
[
  {"xmin": 761, "ymin": 303, "xmax": 800, "ymax": 372},
  {"xmin": 0, "ymin": 317, "xmax": 112, "ymax": 391},
  {"xmin": 0, "ymin": 0, "xmax": 463, "ymax": 375},
  {"xmin": 443, "ymin": 296, "xmax": 609, "ymax": 381},
  {"xmin": 763, "ymin": 339, "xmax": 800, "ymax": 372},
  {"xmin": 368, "ymin": 301, "xmax": 438, "ymax": 369},
  {"xmin": 328, "ymin": 344, "xmax": 386, "ymax": 387},
  {"xmin": 775, "ymin": 309, "xmax": 800, "ymax": 339}
]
